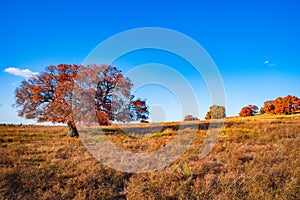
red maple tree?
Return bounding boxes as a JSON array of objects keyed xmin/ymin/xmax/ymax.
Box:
[
  {"xmin": 263, "ymin": 100, "xmax": 275, "ymax": 114},
  {"xmin": 15, "ymin": 64, "xmax": 149, "ymax": 137},
  {"xmin": 130, "ymin": 98, "xmax": 149, "ymax": 121},
  {"xmin": 263, "ymin": 95, "xmax": 300, "ymax": 115},
  {"xmin": 239, "ymin": 105, "xmax": 259, "ymax": 117}
]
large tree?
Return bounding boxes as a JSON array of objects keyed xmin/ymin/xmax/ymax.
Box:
[
  {"xmin": 16, "ymin": 64, "xmax": 79, "ymax": 136},
  {"xmin": 73, "ymin": 64, "xmax": 133, "ymax": 125},
  {"xmin": 15, "ymin": 64, "xmax": 148, "ymax": 137}
]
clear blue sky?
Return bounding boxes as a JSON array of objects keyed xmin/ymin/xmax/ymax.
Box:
[{"xmin": 0, "ymin": 0, "xmax": 299, "ymax": 124}]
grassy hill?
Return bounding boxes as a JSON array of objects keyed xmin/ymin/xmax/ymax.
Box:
[{"xmin": 0, "ymin": 115, "xmax": 299, "ymax": 199}]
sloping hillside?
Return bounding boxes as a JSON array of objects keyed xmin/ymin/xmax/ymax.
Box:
[{"xmin": 0, "ymin": 115, "xmax": 299, "ymax": 199}]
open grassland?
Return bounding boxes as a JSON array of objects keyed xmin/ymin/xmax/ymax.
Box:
[{"xmin": 0, "ymin": 115, "xmax": 300, "ymax": 199}]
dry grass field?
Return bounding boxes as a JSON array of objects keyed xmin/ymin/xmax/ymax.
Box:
[{"xmin": 0, "ymin": 114, "xmax": 299, "ymax": 199}]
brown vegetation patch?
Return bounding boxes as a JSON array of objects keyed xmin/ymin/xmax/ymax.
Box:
[{"xmin": 0, "ymin": 115, "xmax": 299, "ymax": 199}]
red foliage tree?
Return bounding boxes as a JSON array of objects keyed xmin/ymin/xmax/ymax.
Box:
[
  {"xmin": 263, "ymin": 100, "xmax": 275, "ymax": 114},
  {"xmin": 294, "ymin": 98, "xmax": 300, "ymax": 111},
  {"xmin": 130, "ymin": 98, "xmax": 149, "ymax": 122},
  {"xmin": 239, "ymin": 107, "xmax": 252, "ymax": 117},
  {"xmin": 74, "ymin": 64, "xmax": 135, "ymax": 125},
  {"xmin": 239, "ymin": 105, "xmax": 259, "ymax": 117},
  {"xmin": 16, "ymin": 64, "xmax": 79, "ymax": 137},
  {"xmin": 288, "ymin": 95, "xmax": 300, "ymax": 112},
  {"xmin": 274, "ymin": 95, "xmax": 300, "ymax": 114},
  {"xmin": 15, "ymin": 64, "xmax": 149, "ymax": 137},
  {"xmin": 274, "ymin": 97, "xmax": 289, "ymax": 114},
  {"xmin": 263, "ymin": 95, "xmax": 300, "ymax": 115}
]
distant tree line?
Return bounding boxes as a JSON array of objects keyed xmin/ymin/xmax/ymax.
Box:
[
  {"xmin": 184, "ymin": 94, "xmax": 300, "ymax": 121},
  {"xmin": 184, "ymin": 105, "xmax": 226, "ymax": 121},
  {"xmin": 183, "ymin": 115, "xmax": 199, "ymax": 121},
  {"xmin": 239, "ymin": 95, "xmax": 300, "ymax": 117}
]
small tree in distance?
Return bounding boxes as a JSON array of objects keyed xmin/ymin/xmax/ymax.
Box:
[
  {"xmin": 239, "ymin": 105, "xmax": 259, "ymax": 117},
  {"xmin": 205, "ymin": 105, "xmax": 226, "ymax": 119},
  {"xmin": 183, "ymin": 115, "xmax": 199, "ymax": 121}
]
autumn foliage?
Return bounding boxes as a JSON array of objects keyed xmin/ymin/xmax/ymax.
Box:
[
  {"xmin": 130, "ymin": 99, "xmax": 148, "ymax": 122},
  {"xmin": 183, "ymin": 115, "xmax": 199, "ymax": 121},
  {"xmin": 15, "ymin": 64, "xmax": 149, "ymax": 137},
  {"xmin": 239, "ymin": 95, "xmax": 300, "ymax": 117},
  {"xmin": 263, "ymin": 95, "xmax": 300, "ymax": 115},
  {"xmin": 73, "ymin": 64, "xmax": 141, "ymax": 126},
  {"xmin": 239, "ymin": 105, "xmax": 258, "ymax": 117},
  {"xmin": 263, "ymin": 100, "xmax": 275, "ymax": 114},
  {"xmin": 16, "ymin": 64, "xmax": 79, "ymax": 136},
  {"xmin": 205, "ymin": 105, "xmax": 226, "ymax": 119}
]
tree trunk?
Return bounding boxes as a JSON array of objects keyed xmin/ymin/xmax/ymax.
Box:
[{"xmin": 67, "ymin": 122, "xmax": 79, "ymax": 137}]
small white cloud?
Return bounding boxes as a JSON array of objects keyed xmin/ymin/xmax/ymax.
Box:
[
  {"xmin": 4, "ymin": 67, "xmax": 39, "ymax": 78},
  {"xmin": 264, "ymin": 59, "xmax": 276, "ymax": 67}
]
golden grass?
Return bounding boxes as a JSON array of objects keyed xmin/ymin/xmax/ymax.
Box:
[{"xmin": 0, "ymin": 114, "xmax": 299, "ymax": 199}]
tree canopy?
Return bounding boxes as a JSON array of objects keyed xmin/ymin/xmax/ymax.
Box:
[
  {"xmin": 183, "ymin": 115, "xmax": 199, "ymax": 121},
  {"xmin": 239, "ymin": 105, "xmax": 259, "ymax": 117},
  {"xmin": 263, "ymin": 95, "xmax": 300, "ymax": 115},
  {"xmin": 205, "ymin": 105, "xmax": 226, "ymax": 119},
  {"xmin": 15, "ymin": 64, "xmax": 149, "ymax": 137}
]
